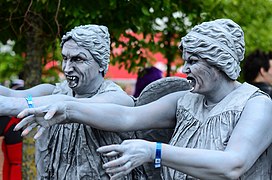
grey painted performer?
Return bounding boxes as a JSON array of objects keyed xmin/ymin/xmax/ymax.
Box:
[
  {"xmin": 0, "ymin": 25, "xmax": 147, "ymax": 179},
  {"xmin": 16, "ymin": 19, "xmax": 272, "ymax": 179}
]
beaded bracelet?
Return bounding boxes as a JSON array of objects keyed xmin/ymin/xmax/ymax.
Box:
[
  {"xmin": 154, "ymin": 142, "xmax": 162, "ymax": 168},
  {"xmin": 25, "ymin": 95, "xmax": 34, "ymax": 108}
]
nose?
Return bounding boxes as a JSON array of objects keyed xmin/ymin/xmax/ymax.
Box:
[
  {"xmin": 182, "ymin": 62, "xmax": 191, "ymax": 74},
  {"xmin": 62, "ymin": 60, "xmax": 74, "ymax": 74}
]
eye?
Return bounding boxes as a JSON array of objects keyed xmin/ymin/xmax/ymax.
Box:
[
  {"xmin": 62, "ymin": 56, "xmax": 68, "ymax": 61},
  {"xmin": 71, "ymin": 56, "xmax": 85, "ymax": 62},
  {"xmin": 187, "ymin": 59, "xmax": 198, "ymax": 65},
  {"xmin": 186, "ymin": 53, "xmax": 200, "ymax": 65}
]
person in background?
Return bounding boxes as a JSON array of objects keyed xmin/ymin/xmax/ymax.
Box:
[
  {"xmin": 133, "ymin": 66, "xmax": 163, "ymax": 97},
  {"xmin": 0, "ymin": 79, "xmax": 24, "ymax": 180},
  {"xmin": 133, "ymin": 66, "xmax": 163, "ymax": 179},
  {"xmin": 243, "ymin": 49, "xmax": 272, "ymax": 97},
  {"xmin": 15, "ymin": 18, "xmax": 272, "ymax": 180}
]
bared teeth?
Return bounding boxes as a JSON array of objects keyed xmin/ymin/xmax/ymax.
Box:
[
  {"xmin": 187, "ymin": 79, "xmax": 195, "ymax": 91},
  {"xmin": 67, "ymin": 76, "xmax": 76, "ymax": 80},
  {"xmin": 66, "ymin": 75, "xmax": 78, "ymax": 88}
]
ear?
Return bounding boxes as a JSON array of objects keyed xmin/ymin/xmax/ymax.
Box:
[{"xmin": 260, "ymin": 67, "xmax": 267, "ymax": 76}]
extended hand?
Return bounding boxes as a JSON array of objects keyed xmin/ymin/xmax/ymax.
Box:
[
  {"xmin": 14, "ymin": 102, "xmax": 68, "ymax": 139},
  {"xmin": 97, "ymin": 139, "xmax": 155, "ymax": 180}
]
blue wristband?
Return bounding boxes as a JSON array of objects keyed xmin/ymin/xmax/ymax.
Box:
[
  {"xmin": 154, "ymin": 142, "xmax": 162, "ymax": 168},
  {"xmin": 25, "ymin": 95, "xmax": 34, "ymax": 108}
]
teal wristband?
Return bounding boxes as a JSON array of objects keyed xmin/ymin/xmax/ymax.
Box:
[
  {"xmin": 25, "ymin": 95, "xmax": 34, "ymax": 108},
  {"xmin": 154, "ymin": 142, "xmax": 162, "ymax": 168}
]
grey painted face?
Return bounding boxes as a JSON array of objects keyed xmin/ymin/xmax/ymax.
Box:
[
  {"xmin": 60, "ymin": 25, "xmax": 111, "ymax": 76},
  {"xmin": 62, "ymin": 39, "xmax": 101, "ymax": 93},
  {"xmin": 182, "ymin": 51, "xmax": 222, "ymax": 94}
]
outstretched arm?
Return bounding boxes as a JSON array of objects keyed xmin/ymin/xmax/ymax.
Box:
[
  {"xmin": 0, "ymin": 94, "xmax": 75, "ymax": 116},
  {"xmin": 0, "ymin": 83, "xmax": 56, "ymax": 116},
  {"xmin": 0, "ymin": 84, "xmax": 55, "ymax": 97},
  {"xmin": 15, "ymin": 91, "xmax": 182, "ymax": 138},
  {"xmin": 97, "ymin": 96, "xmax": 272, "ymax": 180},
  {"xmin": 0, "ymin": 89, "xmax": 134, "ymax": 117}
]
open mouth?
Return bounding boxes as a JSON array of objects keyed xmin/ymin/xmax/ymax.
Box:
[
  {"xmin": 66, "ymin": 75, "xmax": 79, "ymax": 88},
  {"xmin": 187, "ymin": 77, "xmax": 196, "ymax": 91}
]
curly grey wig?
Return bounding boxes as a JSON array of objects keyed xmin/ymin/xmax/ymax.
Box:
[{"xmin": 180, "ymin": 19, "xmax": 245, "ymax": 80}]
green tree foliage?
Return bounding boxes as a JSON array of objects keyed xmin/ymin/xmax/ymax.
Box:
[
  {"xmin": 0, "ymin": 40, "xmax": 24, "ymax": 83},
  {"xmin": 223, "ymin": 0, "xmax": 272, "ymax": 54},
  {"xmin": 1, "ymin": 0, "xmax": 272, "ymax": 84}
]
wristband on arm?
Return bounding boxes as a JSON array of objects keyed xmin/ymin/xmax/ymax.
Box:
[
  {"xmin": 154, "ymin": 142, "xmax": 162, "ymax": 168},
  {"xmin": 25, "ymin": 95, "xmax": 34, "ymax": 108}
]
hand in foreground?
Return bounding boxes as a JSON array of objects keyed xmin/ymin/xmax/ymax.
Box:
[
  {"xmin": 97, "ymin": 139, "xmax": 155, "ymax": 180},
  {"xmin": 14, "ymin": 102, "xmax": 68, "ymax": 139}
]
